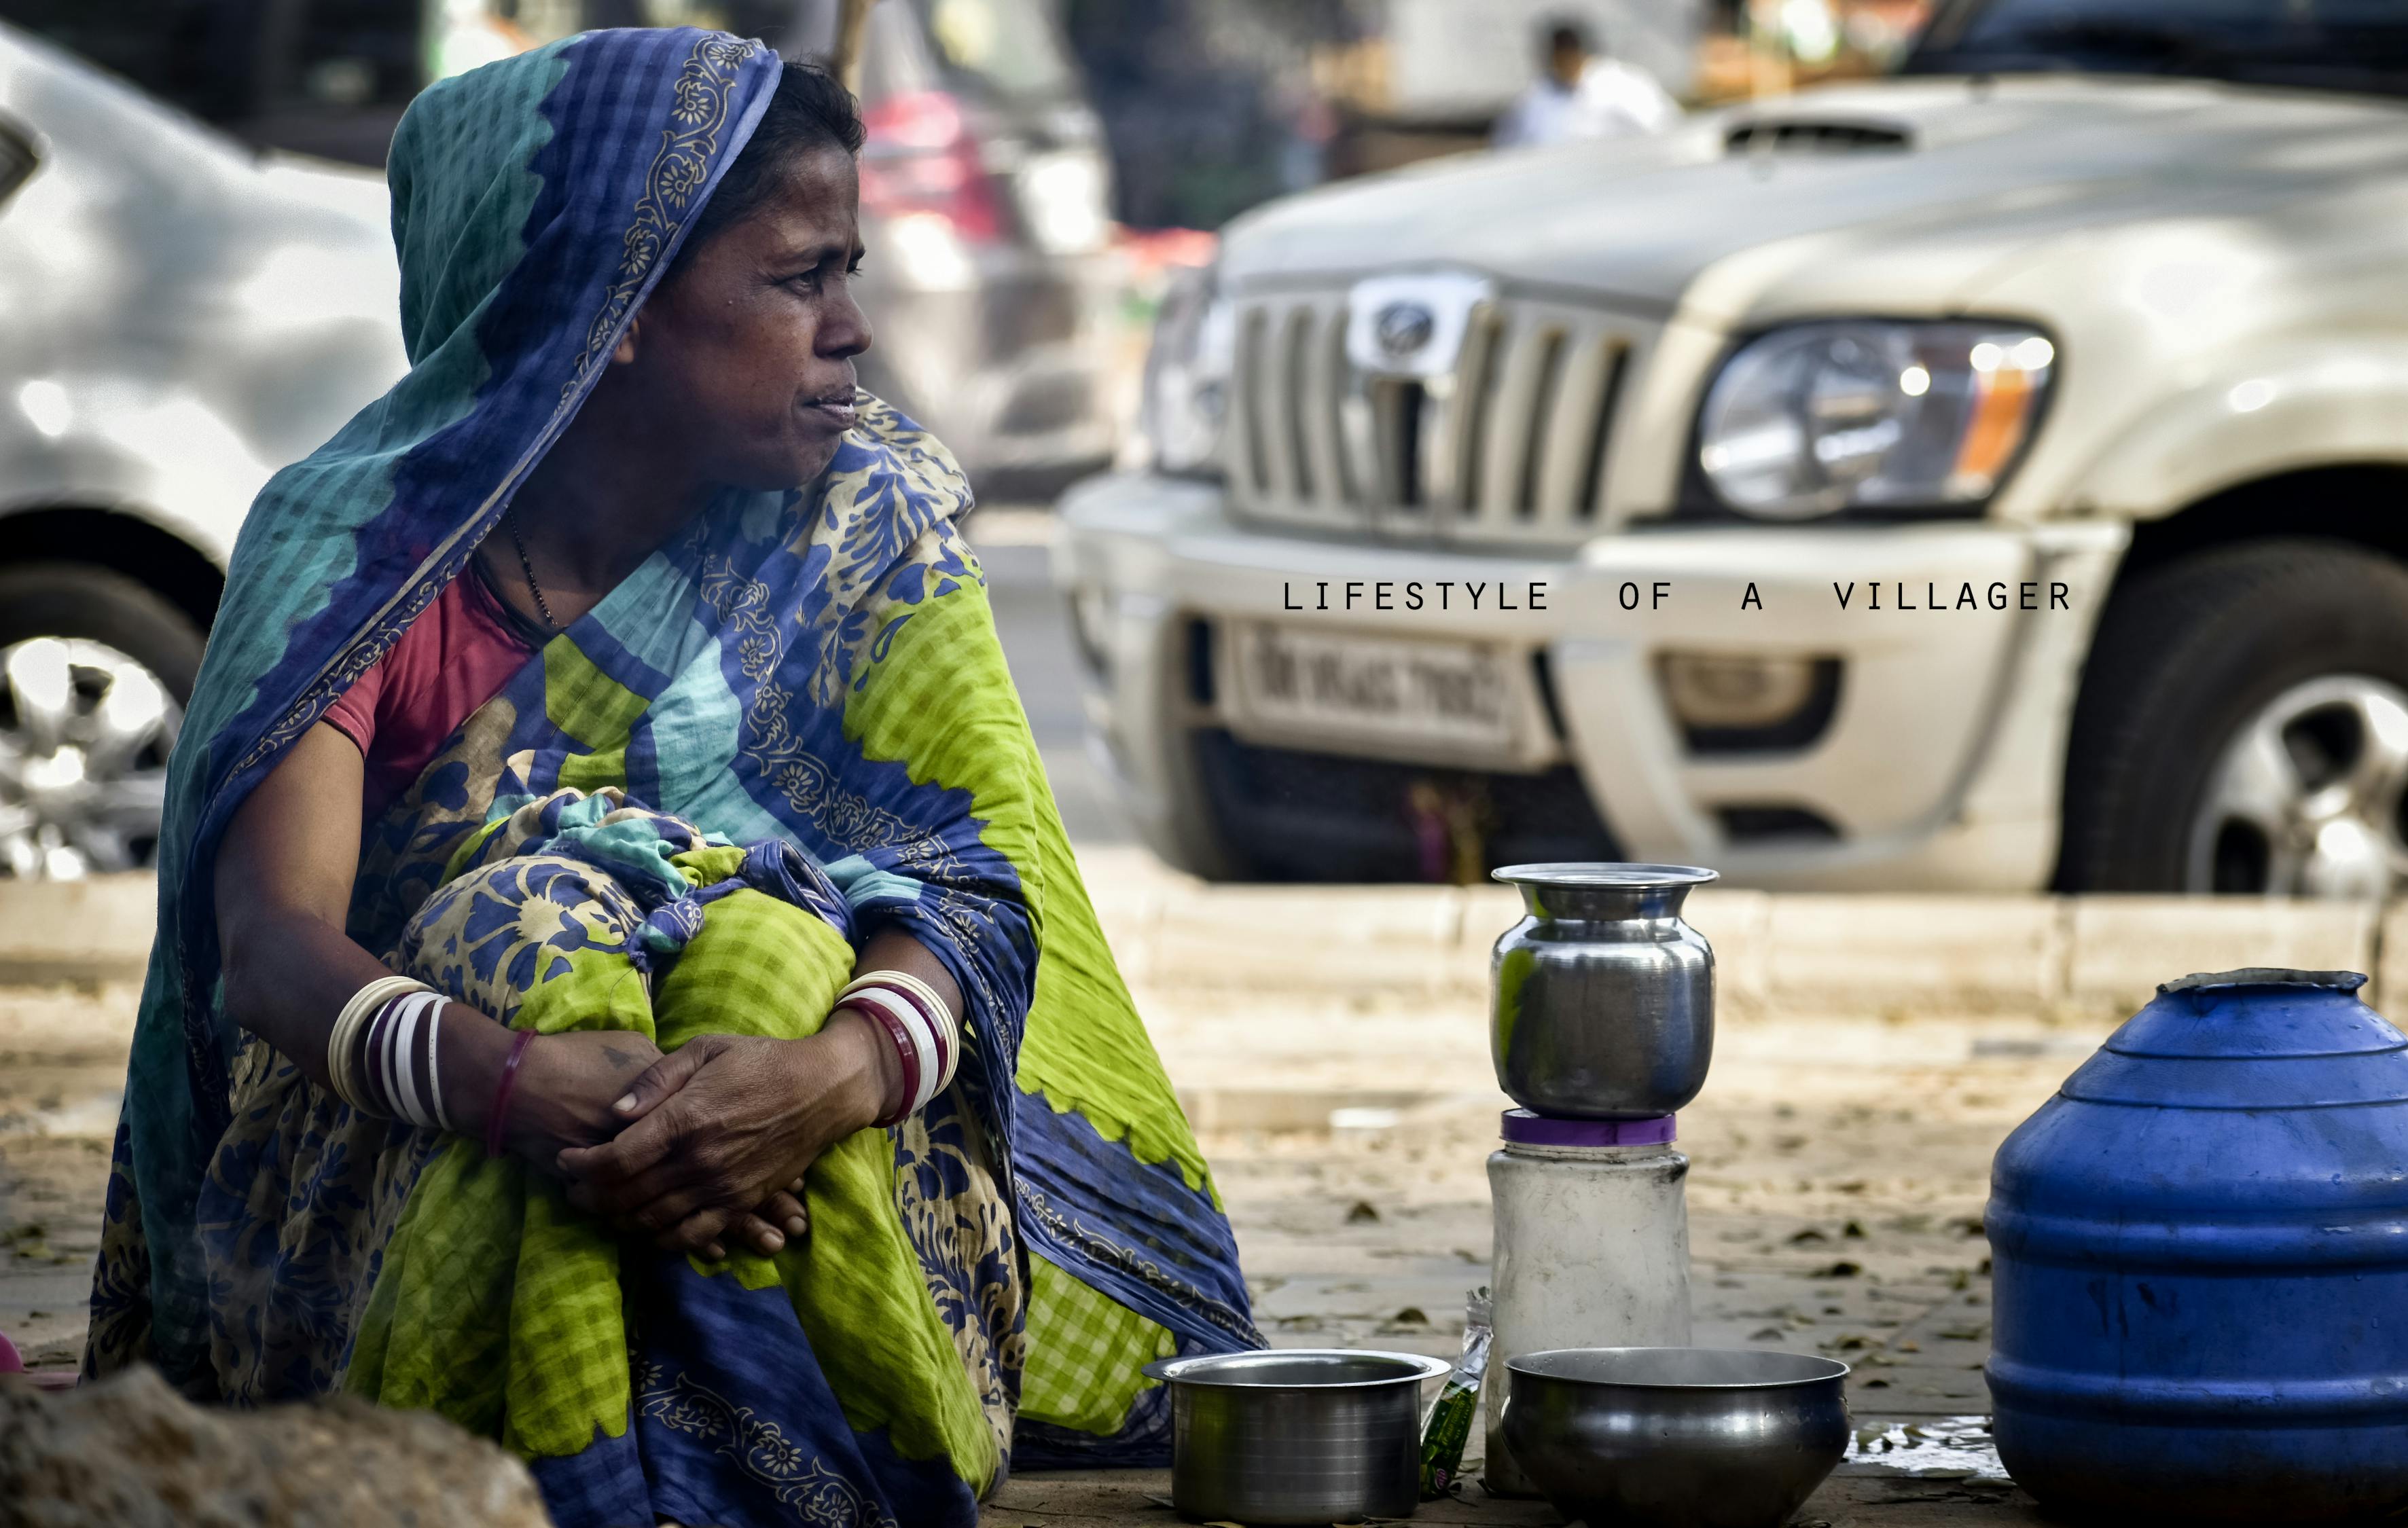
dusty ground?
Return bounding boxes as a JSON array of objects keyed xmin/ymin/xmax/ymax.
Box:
[
  {"xmin": 1129, "ymin": 951, "xmax": 2116, "ymax": 1402},
  {"xmin": 0, "ymin": 983, "xmax": 130, "ymax": 1372},
  {"xmin": 0, "ymin": 971, "xmax": 2110, "ymax": 1525}
]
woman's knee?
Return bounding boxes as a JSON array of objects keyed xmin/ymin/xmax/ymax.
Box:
[{"xmin": 396, "ymin": 853, "xmax": 647, "ymax": 1017}]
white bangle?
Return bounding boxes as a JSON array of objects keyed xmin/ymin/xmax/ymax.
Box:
[
  {"xmin": 327, "ymin": 975, "xmax": 425, "ymax": 1111},
  {"xmin": 388, "ymin": 992, "xmax": 445, "ymax": 1130},
  {"xmin": 850, "ymin": 969, "xmax": 954, "ymax": 1028},
  {"xmin": 351, "ymin": 989, "xmax": 454, "ymax": 1130},
  {"xmin": 380, "ymin": 992, "xmax": 410, "ymax": 1118},
  {"xmin": 843, "ymin": 987, "xmax": 941, "ymax": 1114},
  {"xmin": 423, "ymin": 996, "xmax": 450, "ymax": 1131},
  {"xmin": 839, "ymin": 971, "xmax": 959, "ymax": 1091}
]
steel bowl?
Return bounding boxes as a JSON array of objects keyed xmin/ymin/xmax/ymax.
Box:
[
  {"xmin": 1501, "ymin": 1347, "xmax": 1850, "ymax": 1528},
  {"xmin": 1143, "ymin": 1348, "xmax": 1452, "ymax": 1525},
  {"xmin": 1491, "ymin": 863, "xmax": 1719, "ymax": 1119}
]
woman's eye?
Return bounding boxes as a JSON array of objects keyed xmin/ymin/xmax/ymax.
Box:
[{"xmin": 788, "ymin": 261, "xmax": 859, "ymax": 294}]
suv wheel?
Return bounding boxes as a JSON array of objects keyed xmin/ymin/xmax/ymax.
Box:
[
  {"xmin": 2059, "ymin": 540, "xmax": 2408, "ymax": 895},
  {"xmin": 0, "ymin": 564, "xmax": 200, "ymax": 878}
]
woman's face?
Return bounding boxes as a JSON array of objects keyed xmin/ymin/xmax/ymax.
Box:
[{"xmin": 614, "ymin": 143, "xmax": 872, "ymax": 493}]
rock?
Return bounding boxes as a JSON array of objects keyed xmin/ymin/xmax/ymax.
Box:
[{"xmin": 0, "ymin": 1366, "xmax": 551, "ymax": 1528}]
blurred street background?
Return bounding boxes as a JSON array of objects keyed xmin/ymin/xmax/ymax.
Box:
[
  {"xmin": 0, "ymin": 0, "xmax": 1956, "ymax": 890},
  {"xmin": 12, "ymin": 0, "xmax": 2408, "ymax": 903}
]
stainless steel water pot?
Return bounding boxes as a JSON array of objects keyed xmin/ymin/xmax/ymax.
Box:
[{"xmin": 1490, "ymin": 862, "xmax": 1717, "ymax": 1119}]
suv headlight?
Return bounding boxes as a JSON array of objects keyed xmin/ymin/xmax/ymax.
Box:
[
  {"xmin": 1697, "ymin": 321, "xmax": 2055, "ymax": 519},
  {"xmin": 1140, "ymin": 263, "xmax": 1234, "ymax": 477}
]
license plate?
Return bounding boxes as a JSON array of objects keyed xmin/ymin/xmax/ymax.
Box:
[{"xmin": 1230, "ymin": 624, "xmax": 1517, "ymax": 753}]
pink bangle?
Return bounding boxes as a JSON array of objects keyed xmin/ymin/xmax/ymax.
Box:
[
  {"xmin": 484, "ymin": 1030, "xmax": 536, "ymax": 1159},
  {"xmin": 842, "ymin": 1002, "xmax": 918, "ymax": 1128}
]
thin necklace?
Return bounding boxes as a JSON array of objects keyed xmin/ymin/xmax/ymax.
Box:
[{"xmin": 505, "ymin": 507, "xmax": 558, "ymax": 634}]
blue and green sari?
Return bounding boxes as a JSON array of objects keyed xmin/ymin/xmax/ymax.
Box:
[{"xmin": 84, "ymin": 28, "xmax": 1257, "ymax": 1527}]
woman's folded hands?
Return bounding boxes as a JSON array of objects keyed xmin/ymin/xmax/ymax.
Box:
[
  {"xmin": 485, "ymin": 1028, "xmax": 663, "ymax": 1160},
  {"xmin": 553, "ymin": 1012, "xmax": 897, "ymax": 1260}
]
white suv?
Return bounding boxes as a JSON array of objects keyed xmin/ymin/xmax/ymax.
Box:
[{"xmin": 1056, "ymin": 0, "xmax": 2408, "ymax": 896}]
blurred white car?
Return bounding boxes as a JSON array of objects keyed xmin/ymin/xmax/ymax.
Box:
[
  {"xmin": 0, "ymin": 22, "xmax": 406, "ymax": 876},
  {"xmin": 1059, "ymin": 0, "xmax": 2408, "ymax": 896},
  {"xmin": 6, "ymin": 0, "xmax": 1122, "ymax": 498}
]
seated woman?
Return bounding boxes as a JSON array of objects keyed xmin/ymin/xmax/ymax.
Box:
[{"xmin": 84, "ymin": 30, "xmax": 1256, "ymax": 1528}]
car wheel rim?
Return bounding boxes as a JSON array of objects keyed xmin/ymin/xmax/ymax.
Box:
[
  {"xmin": 2186, "ymin": 674, "xmax": 2408, "ymax": 898},
  {"xmin": 0, "ymin": 637, "xmax": 181, "ymax": 879}
]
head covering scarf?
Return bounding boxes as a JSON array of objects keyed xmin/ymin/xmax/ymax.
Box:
[{"xmin": 86, "ymin": 27, "xmax": 1255, "ymax": 1525}]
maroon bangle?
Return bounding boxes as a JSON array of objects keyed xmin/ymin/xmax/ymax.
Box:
[
  {"xmin": 842, "ymin": 1002, "xmax": 918, "ymax": 1128},
  {"xmin": 484, "ymin": 1029, "xmax": 536, "ymax": 1159}
]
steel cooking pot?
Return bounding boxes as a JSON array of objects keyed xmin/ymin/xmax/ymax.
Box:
[{"xmin": 1143, "ymin": 1348, "xmax": 1451, "ymax": 1524}]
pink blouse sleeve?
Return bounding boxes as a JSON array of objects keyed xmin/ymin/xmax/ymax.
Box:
[{"xmin": 321, "ymin": 655, "xmax": 386, "ymax": 757}]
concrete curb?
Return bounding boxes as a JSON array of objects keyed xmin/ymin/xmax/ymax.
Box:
[
  {"xmin": 1077, "ymin": 848, "xmax": 2398, "ymax": 1021},
  {"xmin": 0, "ymin": 875, "xmax": 155, "ymax": 985},
  {"xmin": 4, "ymin": 859, "xmax": 2397, "ymax": 1020}
]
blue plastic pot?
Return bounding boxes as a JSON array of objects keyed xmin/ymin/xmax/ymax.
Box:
[{"xmin": 1987, "ymin": 968, "xmax": 2408, "ymax": 1521}]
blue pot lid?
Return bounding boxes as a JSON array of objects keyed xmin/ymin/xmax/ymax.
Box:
[{"xmin": 2063, "ymin": 968, "xmax": 2408, "ymax": 1110}]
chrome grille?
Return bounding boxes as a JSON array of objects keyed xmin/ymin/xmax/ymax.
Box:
[{"xmin": 1227, "ymin": 290, "xmax": 1653, "ymax": 545}]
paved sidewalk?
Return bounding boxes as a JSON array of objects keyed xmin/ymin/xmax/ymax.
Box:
[{"xmin": 1005, "ymin": 977, "xmax": 2085, "ymax": 1525}]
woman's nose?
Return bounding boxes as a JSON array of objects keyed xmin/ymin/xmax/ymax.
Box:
[{"xmin": 820, "ymin": 287, "xmax": 871, "ymax": 359}]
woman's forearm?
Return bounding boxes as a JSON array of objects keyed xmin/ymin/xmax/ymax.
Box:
[
  {"xmin": 220, "ymin": 904, "xmax": 516, "ymax": 1124},
  {"xmin": 226, "ymin": 910, "xmax": 952, "ymax": 1138},
  {"xmin": 219, "ymin": 905, "xmax": 406, "ymax": 1091},
  {"xmin": 812, "ymin": 1010, "xmax": 902, "ymax": 1133},
  {"xmin": 852, "ymin": 926, "xmax": 963, "ymax": 1019},
  {"xmin": 844, "ymin": 926, "xmax": 963, "ymax": 1119},
  {"xmin": 211, "ymin": 723, "xmax": 518, "ymax": 1129}
]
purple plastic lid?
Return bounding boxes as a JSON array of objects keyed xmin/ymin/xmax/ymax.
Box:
[{"xmin": 1501, "ymin": 1110, "xmax": 1677, "ymax": 1146}]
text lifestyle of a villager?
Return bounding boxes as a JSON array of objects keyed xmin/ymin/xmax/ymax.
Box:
[{"xmin": 1279, "ymin": 580, "xmax": 2074, "ymax": 613}]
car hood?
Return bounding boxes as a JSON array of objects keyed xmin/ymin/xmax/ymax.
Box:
[{"xmin": 1221, "ymin": 75, "xmax": 2408, "ymax": 322}]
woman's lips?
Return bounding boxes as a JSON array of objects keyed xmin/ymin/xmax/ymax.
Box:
[{"xmin": 803, "ymin": 397, "xmax": 859, "ymax": 431}]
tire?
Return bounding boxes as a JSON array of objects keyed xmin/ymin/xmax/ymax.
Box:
[
  {"xmin": 0, "ymin": 563, "xmax": 205, "ymax": 703},
  {"xmin": 0, "ymin": 562, "xmax": 205, "ymax": 875},
  {"xmin": 2056, "ymin": 539, "xmax": 2408, "ymax": 893}
]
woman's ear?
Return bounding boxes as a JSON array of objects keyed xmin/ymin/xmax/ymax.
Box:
[{"xmin": 612, "ymin": 314, "xmax": 642, "ymax": 366}]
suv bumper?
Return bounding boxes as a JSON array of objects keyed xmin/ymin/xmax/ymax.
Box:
[{"xmin": 1054, "ymin": 473, "xmax": 2128, "ymax": 891}]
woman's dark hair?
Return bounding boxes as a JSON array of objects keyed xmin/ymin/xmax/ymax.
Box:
[{"xmin": 675, "ymin": 60, "xmax": 866, "ymax": 269}]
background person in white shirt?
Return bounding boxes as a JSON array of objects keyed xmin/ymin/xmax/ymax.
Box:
[{"xmin": 1492, "ymin": 19, "xmax": 1681, "ymax": 149}]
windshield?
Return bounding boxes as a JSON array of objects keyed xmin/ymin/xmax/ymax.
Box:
[
  {"xmin": 1905, "ymin": 0, "xmax": 2408, "ymax": 98},
  {"xmin": 1, "ymin": 0, "xmax": 423, "ymax": 124}
]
